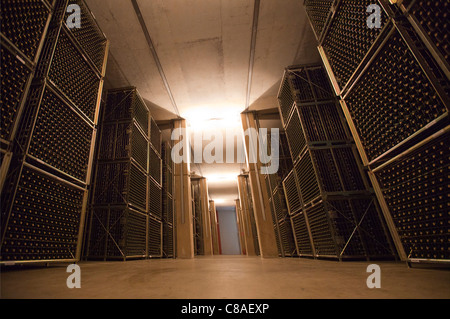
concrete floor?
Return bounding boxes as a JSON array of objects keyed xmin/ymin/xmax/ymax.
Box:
[{"xmin": 1, "ymin": 256, "xmax": 449, "ymax": 299}]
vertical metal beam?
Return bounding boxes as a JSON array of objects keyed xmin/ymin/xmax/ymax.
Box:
[
  {"xmin": 241, "ymin": 112, "xmax": 278, "ymax": 258},
  {"xmin": 209, "ymin": 200, "xmax": 220, "ymax": 255},
  {"xmin": 131, "ymin": 0, "xmax": 180, "ymax": 117},
  {"xmin": 200, "ymin": 178, "xmax": 213, "ymax": 255},
  {"xmin": 245, "ymin": 0, "xmax": 261, "ymax": 110},
  {"xmin": 237, "ymin": 175, "xmax": 258, "ymax": 256}
]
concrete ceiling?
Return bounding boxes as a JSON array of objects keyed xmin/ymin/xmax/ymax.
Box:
[{"xmin": 86, "ymin": 0, "xmax": 320, "ymax": 206}]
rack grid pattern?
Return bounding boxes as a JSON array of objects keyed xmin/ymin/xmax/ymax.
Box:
[
  {"xmin": 162, "ymin": 142, "xmax": 175, "ymax": 258},
  {"xmin": 262, "ymin": 125, "xmax": 297, "ymax": 257},
  {"xmin": 163, "ymin": 223, "xmax": 174, "ymax": 258},
  {"xmin": 304, "ymin": 0, "xmax": 335, "ymax": 40},
  {"xmin": 93, "ymin": 161, "xmax": 147, "ymax": 212},
  {"xmin": 0, "ymin": 46, "xmax": 34, "ymax": 143},
  {"xmin": 46, "ymin": 27, "xmax": 101, "ymax": 122},
  {"xmin": 98, "ymin": 120, "xmax": 148, "ymax": 173},
  {"xmin": 283, "ymin": 170, "xmax": 302, "ymax": 216},
  {"xmin": 26, "ymin": 84, "xmax": 95, "ymax": 182},
  {"xmin": 399, "ymin": 0, "xmax": 449, "ymax": 78},
  {"xmin": 102, "ymin": 87, "xmax": 150, "ymax": 137},
  {"xmin": 0, "ymin": 0, "xmax": 51, "ymax": 62},
  {"xmin": 148, "ymin": 215, "xmax": 162, "ymax": 257},
  {"xmin": 291, "ymin": 211, "xmax": 313, "ymax": 256},
  {"xmin": 278, "ymin": 64, "xmax": 395, "ymax": 260},
  {"xmin": 277, "ymin": 75, "xmax": 295, "ymax": 127},
  {"xmin": 87, "ymin": 86, "xmax": 163, "ymax": 261},
  {"xmin": 149, "ymin": 145, "xmax": 162, "ymax": 186},
  {"xmin": 374, "ymin": 129, "xmax": 449, "ymax": 260},
  {"xmin": 305, "ymin": 0, "xmax": 449, "ymax": 263},
  {"xmin": 1, "ymin": 0, "xmax": 108, "ymax": 264},
  {"xmin": 278, "ymin": 219, "xmax": 297, "ymax": 257},
  {"xmin": 344, "ymin": 27, "xmax": 448, "ymax": 163},
  {"xmin": 87, "ymin": 206, "xmax": 147, "ymax": 260},
  {"xmin": 1, "ymin": 165, "xmax": 85, "ymax": 262},
  {"xmin": 321, "ymin": 0, "xmax": 390, "ymax": 91},
  {"xmin": 64, "ymin": 0, "xmax": 108, "ymax": 75}
]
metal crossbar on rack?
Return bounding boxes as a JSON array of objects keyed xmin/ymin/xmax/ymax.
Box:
[
  {"xmin": 150, "ymin": 118, "xmax": 162, "ymax": 155},
  {"xmin": 64, "ymin": 0, "xmax": 109, "ymax": 76},
  {"xmin": 148, "ymin": 215, "xmax": 162, "ymax": 258},
  {"xmin": 93, "ymin": 161, "xmax": 147, "ymax": 213},
  {"xmin": 319, "ymin": 0, "xmax": 391, "ymax": 94},
  {"xmin": 0, "ymin": 0, "xmax": 52, "ymax": 63},
  {"xmin": 0, "ymin": 0, "xmax": 108, "ymax": 265},
  {"xmin": 342, "ymin": 26, "xmax": 449, "ymax": 165},
  {"xmin": 291, "ymin": 211, "xmax": 314, "ymax": 257},
  {"xmin": 373, "ymin": 126, "xmax": 449, "ymax": 261},
  {"xmin": 396, "ymin": 0, "xmax": 449, "ymax": 80},
  {"xmin": 22, "ymin": 81, "xmax": 96, "ymax": 183},
  {"xmin": 103, "ymin": 87, "xmax": 150, "ymax": 137},
  {"xmin": 304, "ymin": 0, "xmax": 336, "ymax": 42},
  {"xmin": 277, "ymin": 63, "xmax": 396, "ymax": 261},
  {"xmin": 0, "ymin": 45, "xmax": 35, "ymax": 145},
  {"xmin": 277, "ymin": 73, "xmax": 295, "ymax": 128},
  {"xmin": 149, "ymin": 176, "xmax": 162, "ymax": 219},
  {"xmin": 87, "ymin": 206, "xmax": 147, "ymax": 260},
  {"xmin": 38, "ymin": 24, "xmax": 104, "ymax": 124},
  {"xmin": 1, "ymin": 164, "xmax": 87, "ymax": 263},
  {"xmin": 303, "ymin": 0, "xmax": 448, "ymax": 264},
  {"xmin": 149, "ymin": 145, "xmax": 162, "ymax": 186},
  {"xmin": 98, "ymin": 120, "xmax": 148, "ymax": 173}
]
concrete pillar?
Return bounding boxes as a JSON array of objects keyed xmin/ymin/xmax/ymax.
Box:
[
  {"xmin": 209, "ymin": 200, "xmax": 220, "ymax": 255},
  {"xmin": 235, "ymin": 199, "xmax": 247, "ymax": 255},
  {"xmin": 241, "ymin": 112, "xmax": 278, "ymax": 258},
  {"xmin": 237, "ymin": 174, "xmax": 257, "ymax": 256},
  {"xmin": 173, "ymin": 119, "xmax": 194, "ymax": 259},
  {"xmin": 200, "ymin": 178, "xmax": 213, "ymax": 255}
]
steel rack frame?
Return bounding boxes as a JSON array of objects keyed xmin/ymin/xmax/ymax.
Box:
[
  {"xmin": 303, "ymin": 0, "xmax": 339, "ymax": 44},
  {"xmin": 85, "ymin": 204, "xmax": 148, "ymax": 261},
  {"xmin": 102, "ymin": 87, "xmax": 151, "ymax": 138},
  {"xmin": 395, "ymin": 0, "xmax": 449, "ymax": 81},
  {"xmin": 162, "ymin": 141, "xmax": 176, "ymax": 258},
  {"xmin": 316, "ymin": 0, "xmax": 396, "ymax": 96},
  {"xmin": 278, "ymin": 63, "xmax": 397, "ymax": 261},
  {"xmin": 64, "ymin": 0, "xmax": 110, "ymax": 78},
  {"xmin": 0, "ymin": 0, "xmax": 52, "ymax": 147},
  {"xmin": 148, "ymin": 214, "xmax": 163, "ymax": 258},
  {"xmin": 1, "ymin": 162, "xmax": 90, "ymax": 265},
  {"xmin": 305, "ymin": 0, "xmax": 449, "ymax": 264},
  {"xmin": 191, "ymin": 178, "xmax": 204, "ymax": 256},
  {"xmin": 370, "ymin": 125, "xmax": 449, "ymax": 265},
  {"xmin": 148, "ymin": 174, "xmax": 162, "ymax": 219},
  {"xmin": 97, "ymin": 118, "xmax": 149, "ymax": 174},
  {"xmin": 0, "ymin": 0, "xmax": 109, "ymax": 265}
]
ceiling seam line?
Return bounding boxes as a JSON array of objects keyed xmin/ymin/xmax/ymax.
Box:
[
  {"xmin": 130, "ymin": 0, "xmax": 181, "ymax": 117},
  {"xmin": 245, "ymin": 0, "xmax": 261, "ymax": 110}
]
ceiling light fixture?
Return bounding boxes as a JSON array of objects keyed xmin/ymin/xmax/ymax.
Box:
[
  {"xmin": 205, "ymin": 173, "xmax": 238, "ymax": 183},
  {"xmin": 182, "ymin": 106, "xmax": 243, "ymax": 131}
]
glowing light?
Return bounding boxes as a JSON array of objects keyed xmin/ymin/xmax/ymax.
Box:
[
  {"xmin": 183, "ymin": 106, "xmax": 242, "ymax": 131},
  {"xmin": 205, "ymin": 173, "xmax": 238, "ymax": 183}
]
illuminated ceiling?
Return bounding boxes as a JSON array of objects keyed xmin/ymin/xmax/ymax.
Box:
[{"xmin": 86, "ymin": 0, "xmax": 320, "ymax": 206}]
